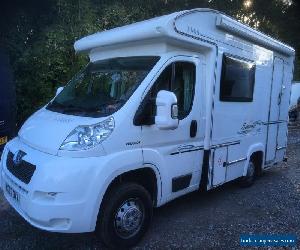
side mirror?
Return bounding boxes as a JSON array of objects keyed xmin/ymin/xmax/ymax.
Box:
[
  {"xmin": 155, "ymin": 90, "xmax": 179, "ymax": 130},
  {"xmin": 56, "ymin": 86, "xmax": 64, "ymax": 96}
]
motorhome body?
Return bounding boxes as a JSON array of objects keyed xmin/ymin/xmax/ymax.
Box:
[{"xmin": 0, "ymin": 9, "xmax": 295, "ymax": 248}]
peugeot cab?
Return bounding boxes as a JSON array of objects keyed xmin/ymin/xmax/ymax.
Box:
[{"xmin": 0, "ymin": 9, "xmax": 295, "ymax": 248}]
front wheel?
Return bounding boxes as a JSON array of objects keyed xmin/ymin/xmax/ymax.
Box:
[{"xmin": 96, "ymin": 182, "xmax": 153, "ymax": 248}]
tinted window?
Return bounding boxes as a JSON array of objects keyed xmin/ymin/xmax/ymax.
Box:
[
  {"xmin": 149, "ymin": 64, "xmax": 172, "ymax": 99},
  {"xmin": 173, "ymin": 62, "xmax": 195, "ymax": 119},
  {"xmin": 220, "ymin": 55, "xmax": 255, "ymax": 102},
  {"xmin": 141, "ymin": 61, "xmax": 195, "ymax": 122}
]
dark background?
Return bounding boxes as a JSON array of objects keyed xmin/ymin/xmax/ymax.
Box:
[{"xmin": 0, "ymin": 0, "xmax": 299, "ymax": 126}]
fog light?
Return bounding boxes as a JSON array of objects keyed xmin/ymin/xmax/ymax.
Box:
[
  {"xmin": 33, "ymin": 191, "xmax": 60, "ymax": 202},
  {"xmin": 49, "ymin": 218, "xmax": 71, "ymax": 229}
]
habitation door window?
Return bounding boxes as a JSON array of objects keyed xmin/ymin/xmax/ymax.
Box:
[{"xmin": 220, "ymin": 55, "xmax": 255, "ymax": 102}]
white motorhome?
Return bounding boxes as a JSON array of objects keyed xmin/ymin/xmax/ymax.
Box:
[{"xmin": 0, "ymin": 9, "xmax": 295, "ymax": 248}]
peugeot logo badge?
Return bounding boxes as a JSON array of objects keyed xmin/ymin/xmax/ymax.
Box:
[{"xmin": 13, "ymin": 151, "xmax": 26, "ymax": 165}]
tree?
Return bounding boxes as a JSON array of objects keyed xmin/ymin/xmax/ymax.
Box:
[{"xmin": 1, "ymin": 0, "xmax": 299, "ymax": 126}]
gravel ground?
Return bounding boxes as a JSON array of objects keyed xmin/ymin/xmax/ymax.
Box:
[{"xmin": 0, "ymin": 128, "xmax": 299, "ymax": 249}]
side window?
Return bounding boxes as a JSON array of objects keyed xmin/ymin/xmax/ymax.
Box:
[
  {"xmin": 134, "ymin": 61, "xmax": 196, "ymax": 125},
  {"xmin": 149, "ymin": 64, "xmax": 172, "ymax": 99},
  {"xmin": 220, "ymin": 55, "xmax": 255, "ymax": 102},
  {"xmin": 173, "ymin": 62, "xmax": 195, "ymax": 119},
  {"xmin": 150, "ymin": 62, "xmax": 195, "ymax": 120}
]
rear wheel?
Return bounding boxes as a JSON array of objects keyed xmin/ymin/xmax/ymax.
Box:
[
  {"xmin": 239, "ymin": 160, "xmax": 256, "ymax": 187},
  {"xmin": 97, "ymin": 182, "xmax": 153, "ymax": 248}
]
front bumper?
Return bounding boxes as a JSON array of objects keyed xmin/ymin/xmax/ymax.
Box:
[{"xmin": 0, "ymin": 137, "xmax": 107, "ymax": 233}]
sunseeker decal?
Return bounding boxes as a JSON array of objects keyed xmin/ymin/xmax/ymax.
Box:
[{"xmin": 238, "ymin": 120, "xmax": 263, "ymax": 135}]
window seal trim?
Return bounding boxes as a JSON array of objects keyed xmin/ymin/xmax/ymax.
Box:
[
  {"xmin": 173, "ymin": 61, "xmax": 196, "ymax": 120},
  {"xmin": 219, "ymin": 53, "xmax": 256, "ymax": 103},
  {"xmin": 134, "ymin": 59, "xmax": 197, "ymax": 125}
]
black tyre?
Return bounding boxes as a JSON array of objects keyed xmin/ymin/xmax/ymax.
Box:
[
  {"xmin": 239, "ymin": 160, "xmax": 256, "ymax": 187},
  {"xmin": 97, "ymin": 182, "xmax": 153, "ymax": 249}
]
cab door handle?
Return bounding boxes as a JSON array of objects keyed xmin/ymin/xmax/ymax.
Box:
[{"xmin": 190, "ymin": 120, "xmax": 197, "ymax": 138}]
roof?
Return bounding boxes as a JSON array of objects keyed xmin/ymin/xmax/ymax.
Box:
[
  {"xmin": 74, "ymin": 8, "xmax": 295, "ymax": 57},
  {"xmin": 74, "ymin": 12, "xmax": 178, "ymax": 53}
]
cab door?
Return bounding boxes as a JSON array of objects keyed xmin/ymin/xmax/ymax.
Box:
[{"xmin": 137, "ymin": 56, "xmax": 205, "ymax": 202}]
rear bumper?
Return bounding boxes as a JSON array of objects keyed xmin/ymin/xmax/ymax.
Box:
[{"xmin": 0, "ymin": 137, "xmax": 109, "ymax": 233}]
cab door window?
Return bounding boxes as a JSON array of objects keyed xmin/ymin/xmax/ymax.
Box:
[
  {"xmin": 173, "ymin": 62, "xmax": 195, "ymax": 119},
  {"xmin": 134, "ymin": 61, "xmax": 196, "ymax": 125}
]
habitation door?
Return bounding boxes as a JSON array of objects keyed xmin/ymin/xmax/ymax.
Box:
[
  {"xmin": 266, "ymin": 57, "xmax": 284, "ymax": 163},
  {"xmin": 139, "ymin": 56, "xmax": 205, "ymax": 201},
  {"xmin": 275, "ymin": 62, "xmax": 292, "ymax": 162}
]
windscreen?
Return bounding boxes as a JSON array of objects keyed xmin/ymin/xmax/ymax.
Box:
[{"xmin": 47, "ymin": 56, "xmax": 159, "ymax": 117}]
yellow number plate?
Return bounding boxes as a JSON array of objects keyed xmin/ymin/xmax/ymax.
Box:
[{"xmin": 0, "ymin": 136, "xmax": 7, "ymax": 145}]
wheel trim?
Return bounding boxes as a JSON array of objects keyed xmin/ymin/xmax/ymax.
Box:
[{"xmin": 114, "ymin": 198, "xmax": 145, "ymax": 239}]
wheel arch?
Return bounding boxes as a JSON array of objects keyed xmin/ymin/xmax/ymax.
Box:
[{"xmin": 91, "ymin": 164, "xmax": 162, "ymax": 231}]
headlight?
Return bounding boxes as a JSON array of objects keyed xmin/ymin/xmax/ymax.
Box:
[{"xmin": 60, "ymin": 117, "xmax": 114, "ymax": 151}]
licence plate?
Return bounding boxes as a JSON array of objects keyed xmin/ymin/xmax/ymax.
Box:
[
  {"xmin": 5, "ymin": 183, "xmax": 20, "ymax": 203},
  {"xmin": 0, "ymin": 136, "xmax": 7, "ymax": 145}
]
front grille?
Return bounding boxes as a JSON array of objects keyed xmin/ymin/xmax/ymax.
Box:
[{"xmin": 6, "ymin": 152, "xmax": 36, "ymax": 184}]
